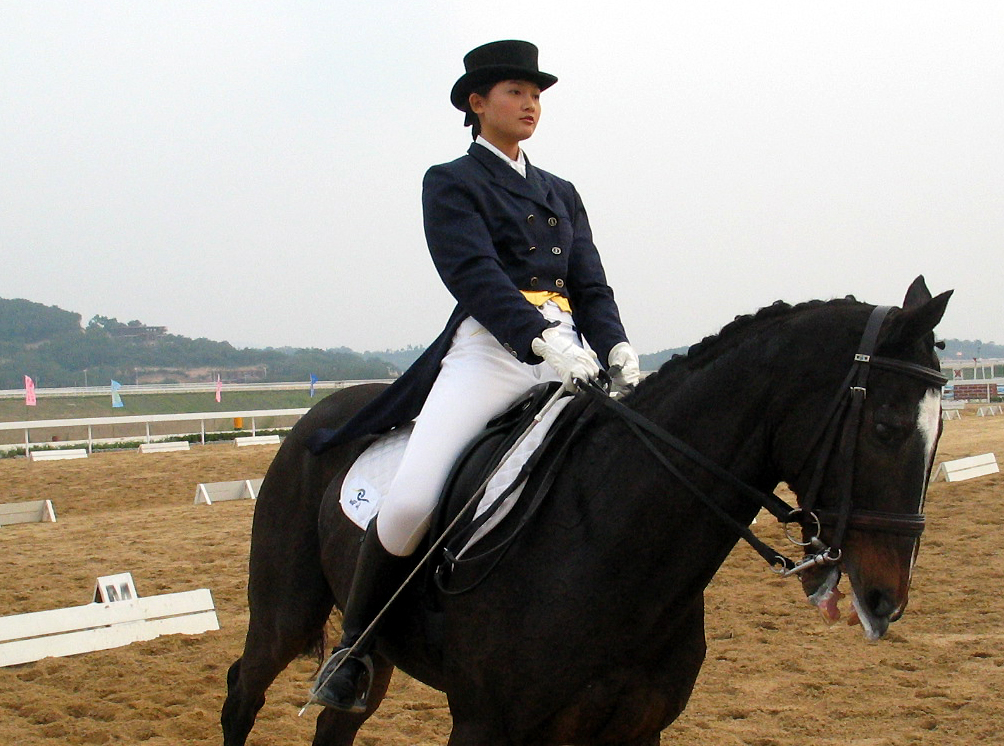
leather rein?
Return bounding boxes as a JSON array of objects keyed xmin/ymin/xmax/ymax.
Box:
[{"xmin": 582, "ymin": 305, "xmax": 948, "ymax": 577}]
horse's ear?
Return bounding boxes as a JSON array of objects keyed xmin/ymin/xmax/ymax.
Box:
[
  {"xmin": 885, "ymin": 285, "xmax": 953, "ymax": 348},
  {"xmin": 903, "ymin": 275, "xmax": 933, "ymax": 309}
]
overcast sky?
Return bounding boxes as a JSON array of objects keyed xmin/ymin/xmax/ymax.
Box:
[{"xmin": 2, "ymin": 1, "xmax": 1001, "ymax": 355}]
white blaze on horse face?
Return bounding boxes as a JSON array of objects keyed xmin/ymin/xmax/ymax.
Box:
[
  {"xmin": 917, "ymin": 389, "xmax": 942, "ymax": 511},
  {"xmin": 907, "ymin": 388, "xmax": 943, "ymax": 580}
]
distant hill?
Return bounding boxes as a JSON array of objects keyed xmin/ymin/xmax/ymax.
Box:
[
  {"xmin": 639, "ymin": 347, "xmax": 689, "ymax": 372},
  {"xmin": 0, "ymin": 298, "xmax": 82, "ymax": 344},
  {"xmin": 0, "ymin": 298, "xmax": 399, "ymax": 389},
  {"xmin": 362, "ymin": 345, "xmax": 427, "ymax": 371},
  {"xmin": 3, "ymin": 297, "xmax": 993, "ymax": 389}
]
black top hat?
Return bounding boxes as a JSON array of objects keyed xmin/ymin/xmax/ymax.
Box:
[{"xmin": 450, "ymin": 40, "xmax": 558, "ymax": 112}]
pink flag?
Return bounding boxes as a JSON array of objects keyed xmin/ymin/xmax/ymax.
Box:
[
  {"xmin": 25, "ymin": 375, "xmax": 37, "ymax": 406},
  {"xmin": 215, "ymin": 375, "xmax": 222, "ymax": 403}
]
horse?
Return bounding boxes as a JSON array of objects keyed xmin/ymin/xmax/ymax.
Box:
[{"xmin": 222, "ymin": 276, "xmax": 951, "ymax": 746}]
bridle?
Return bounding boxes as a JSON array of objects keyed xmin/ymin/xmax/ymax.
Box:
[
  {"xmin": 787, "ymin": 305, "xmax": 947, "ymax": 570},
  {"xmin": 582, "ymin": 304, "xmax": 948, "ymax": 577}
]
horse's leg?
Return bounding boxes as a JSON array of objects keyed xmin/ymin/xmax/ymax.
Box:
[
  {"xmin": 222, "ymin": 459, "xmax": 338, "ymax": 744},
  {"xmin": 617, "ymin": 737, "xmax": 660, "ymax": 746},
  {"xmin": 445, "ymin": 721, "xmax": 662, "ymax": 746},
  {"xmin": 446, "ymin": 720, "xmax": 663, "ymax": 746},
  {"xmin": 224, "ymin": 386, "xmax": 390, "ymax": 745},
  {"xmin": 311, "ymin": 654, "xmax": 396, "ymax": 746},
  {"xmin": 221, "ymin": 655, "xmax": 276, "ymax": 746},
  {"xmin": 446, "ymin": 723, "xmax": 509, "ymax": 746},
  {"xmin": 221, "ymin": 574, "xmax": 334, "ymax": 746}
]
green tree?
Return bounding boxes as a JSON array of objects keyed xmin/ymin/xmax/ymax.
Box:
[{"xmin": 0, "ymin": 298, "xmax": 81, "ymax": 344}]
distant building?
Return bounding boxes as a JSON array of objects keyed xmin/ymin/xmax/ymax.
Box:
[
  {"xmin": 947, "ymin": 382, "xmax": 1002, "ymax": 401},
  {"xmin": 133, "ymin": 365, "xmax": 267, "ymax": 384},
  {"xmin": 939, "ymin": 357, "xmax": 1004, "ymax": 401},
  {"xmin": 106, "ymin": 325, "xmax": 168, "ymax": 342}
]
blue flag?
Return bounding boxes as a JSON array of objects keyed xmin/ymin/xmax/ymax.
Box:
[
  {"xmin": 111, "ymin": 379, "xmax": 124, "ymax": 408},
  {"xmin": 309, "ymin": 374, "xmax": 319, "ymax": 398}
]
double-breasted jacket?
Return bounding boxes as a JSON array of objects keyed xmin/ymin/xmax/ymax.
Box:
[{"xmin": 307, "ymin": 143, "xmax": 628, "ymax": 453}]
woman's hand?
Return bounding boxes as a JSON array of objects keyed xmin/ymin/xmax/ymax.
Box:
[
  {"xmin": 531, "ymin": 327, "xmax": 600, "ymax": 391},
  {"xmin": 607, "ymin": 342, "xmax": 641, "ymax": 389}
]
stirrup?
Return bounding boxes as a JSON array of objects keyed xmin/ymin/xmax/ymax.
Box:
[{"xmin": 310, "ymin": 648, "xmax": 375, "ymax": 713}]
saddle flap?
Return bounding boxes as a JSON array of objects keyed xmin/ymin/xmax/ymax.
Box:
[
  {"xmin": 339, "ymin": 382, "xmax": 565, "ymax": 533},
  {"xmin": 431, "ymin": 387, "xmax": 596, "ymax": 594}
]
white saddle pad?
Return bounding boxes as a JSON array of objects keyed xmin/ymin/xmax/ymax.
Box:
[
  {"xmin": 339, "ymin": 396, "xmax": 572, "ymax": 554},
  {"xmin": 340, "ymin": 422, "xmax": 414, "ymax": 531}
]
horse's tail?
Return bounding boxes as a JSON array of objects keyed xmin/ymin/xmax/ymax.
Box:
[{"xmin": 305, "ymin": 625, "xmax": 328, "ymax": 672}]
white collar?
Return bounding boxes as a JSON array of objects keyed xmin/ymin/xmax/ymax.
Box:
[{"xmin": 476, "ymin": 136, "xmax": 527, "ymax": 178}]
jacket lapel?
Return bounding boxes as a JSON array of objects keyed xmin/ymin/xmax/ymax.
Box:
[
  {"xmin": 524, "ymin": 157, "xmax": 558, "ymax": 210},
  {"xmin": 468, "ymin": 143, "xmax": 552, "ymax": 209}
]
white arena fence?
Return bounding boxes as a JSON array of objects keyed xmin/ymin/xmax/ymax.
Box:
[
  {"xmin": 0, "ymin": 379, "xmax": 391, "ymax": 453},
  {"xmin": 0, "ymin": 379, "xmax": 392, "ymax": 399},
  {"xmin": 0, "ymin": 409, "xmax": 309, "ymax": 453}
]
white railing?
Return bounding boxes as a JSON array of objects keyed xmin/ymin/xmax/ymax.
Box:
[
  {"xmin": 0, "ymin": 379, "xmax": 393, "ymax": 399},
  {"xmin": 0, "ymin": 408, "xmax": 313, "ymax": 453}
]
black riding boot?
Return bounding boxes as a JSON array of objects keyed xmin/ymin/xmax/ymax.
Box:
[{"xmin": 311, "ymin": 522, "xmax": 411, "ymax": 711}]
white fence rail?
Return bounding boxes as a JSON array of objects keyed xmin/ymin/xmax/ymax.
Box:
[
  {"xmin": 0, "ymin": 380, "xmax": 393, "ymax": 452},
  {"xmin": 0, "ymin": 379, "xmax": 392, "ymax": 399},
  {"xmin": 0, "ymin": 408, "xmax": 310, "ymax": 453}
]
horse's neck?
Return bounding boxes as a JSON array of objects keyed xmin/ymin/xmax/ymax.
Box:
[
  {"xmin": 574, "ymin": 342, "xmax": 786, "ymax": 591},
  {"xmin": 628, "ymin": 343, "xmax": 784, "ymax": 496}
]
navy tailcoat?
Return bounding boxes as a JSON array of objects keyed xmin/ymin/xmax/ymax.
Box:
[{"xmin": 307, "ymin": 143, "xmax": 628, "ymax": 453}]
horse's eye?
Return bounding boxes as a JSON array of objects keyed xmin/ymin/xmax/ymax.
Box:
[{"xmin": 874, "ymin": 422, "xmax": 901, "ymax": 443}]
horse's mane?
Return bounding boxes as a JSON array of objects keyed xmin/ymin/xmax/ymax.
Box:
[{"xmin": 628, "ymin": 294, "xmax": 862, "ymax": 401}]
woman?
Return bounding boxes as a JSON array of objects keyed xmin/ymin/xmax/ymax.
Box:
[{"xmin": 309, "ymin": 39, "xmax": 640, "ymax": 710}]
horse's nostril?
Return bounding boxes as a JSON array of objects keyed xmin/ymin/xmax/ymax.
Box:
[{"xmin": 865, "ymin": 589, "xmax": 897, "ymax": 618}]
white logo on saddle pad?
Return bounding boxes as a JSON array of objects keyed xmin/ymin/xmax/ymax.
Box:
[
  {"xmin": 340, "ymin": 423, "xmax": 414, "ymax": 530},
  {"xmin": 339, "ymin": 396, "xmax": 573, "ymax": 552}
]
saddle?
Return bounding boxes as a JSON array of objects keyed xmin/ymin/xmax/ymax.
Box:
[
  {"xmin": 338, "ymin": 382, "xmax": 595, "ymax": 593},
  {"xmin": 429, "ymin": 383, "xmax": 595, "ymax": 594}
]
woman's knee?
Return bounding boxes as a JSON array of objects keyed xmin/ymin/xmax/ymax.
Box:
[
  {"xmin": 376, "ymin": 504, "xmax": 433, "ymax": 556},
  {"xmin": 378, "ymin": 492, "xmax": 437, "ymax": 534}
]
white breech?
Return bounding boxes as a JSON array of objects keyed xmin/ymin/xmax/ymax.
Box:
[{"xmin": 375, "ymin": 302, "xmax": 578, "ymax": 556}]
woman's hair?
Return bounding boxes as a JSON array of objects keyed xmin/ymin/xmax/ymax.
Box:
[{"xmin": 467, "ymin": 82, "xmax": 495, "ymax": 140}]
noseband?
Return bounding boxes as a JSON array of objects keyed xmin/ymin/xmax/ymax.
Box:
[{"xmin": 582, "ymin": 304, "xmax": 948, "ymax": 577}]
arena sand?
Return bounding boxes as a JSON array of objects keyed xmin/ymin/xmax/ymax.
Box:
[{"xmin": 0, "ymin": 414, "xmax": 1002, "ymax": 745}]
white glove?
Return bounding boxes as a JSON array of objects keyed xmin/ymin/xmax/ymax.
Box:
[
  {"xmin": 607, "ymin": 341, "xmax": 641, "ymax": 389},
  {"xmin": 531, "ymin": 326, "xmax": 601, "ymax": 392}
]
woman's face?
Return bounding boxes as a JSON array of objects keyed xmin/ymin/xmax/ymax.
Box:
[{"xmin": 469, "ymin": 79, "xmax": 541, "ymax": 155}]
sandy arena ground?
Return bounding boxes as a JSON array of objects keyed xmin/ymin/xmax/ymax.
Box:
[{"xmin": 0, "ymin": 412, "xmax": 1002, "ymax": 745}]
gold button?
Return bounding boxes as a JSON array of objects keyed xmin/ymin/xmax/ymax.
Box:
[
  {"xmin": 527, "ymin": 214, "xmax": 535, "ymax": 224},
  {"xmin": 548, "ymin": 217, "xmax": 558, "ymax": 226},
  {"xmin": 529, "ymin": 245, "xmax": 537, "ymax": 251},
  {"xmin": 551, "ymin": 246, "xmax": 562, "ymax": 255},
  {"xmin": 555, "ymin": 278, "xmax": 565, "ymax": 288},
  {"xmin": 530, "ymin": 276, "xmax": 539, "ymax": 287}
]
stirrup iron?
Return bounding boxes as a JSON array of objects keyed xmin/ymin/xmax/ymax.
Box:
[{"xmin": 309, "ymin": 648, "xmax": 375, "ymax": 713}]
